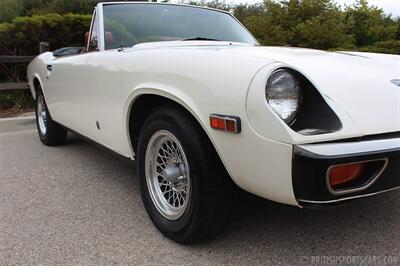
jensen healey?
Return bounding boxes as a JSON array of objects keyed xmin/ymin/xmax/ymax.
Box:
[{"xmin": 27, "ymin": 2, "xmax": 400, "ymax": 243}]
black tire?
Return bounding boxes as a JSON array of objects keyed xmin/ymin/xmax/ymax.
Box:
[
  {"xmin": 137, "ymin": 106, "xmax": 234, "ymax": 244},
  {"xmin": 35, "ymin": 88, "xmax": 68, "ymax": 146}
]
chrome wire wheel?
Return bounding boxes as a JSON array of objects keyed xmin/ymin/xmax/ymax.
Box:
[
  {"xmin": 145, "ymin": 130, "xmax": 191, "ymax": 220},
  {"xmin": 37, "ymin": 95, "xmax": 47, "ymax": 135}
]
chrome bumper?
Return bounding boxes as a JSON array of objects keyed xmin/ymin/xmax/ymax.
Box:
[{"xmin": 296, "ymin": 137, "xmax": 400, "ymax": 159}]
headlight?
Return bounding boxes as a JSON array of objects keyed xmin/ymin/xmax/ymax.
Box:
[{"xmin": 266, "ymin": 69, "xmax": 302, "ymax": 125}]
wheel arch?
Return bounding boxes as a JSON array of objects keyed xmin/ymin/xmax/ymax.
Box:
[
  {"xmin": 126, "ymin": 90, "xmax": 207, "ymax": 153},
  {"xmin": 125, "ymin": 89, "xmax": 232, "ymax": 180},
  {"xmin": 31, "ymin": 74, "xmax": 44, "ymax": 100}
]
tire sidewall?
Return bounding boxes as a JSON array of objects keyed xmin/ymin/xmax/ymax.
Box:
[
  {"xmin": 137, "ymin": 110, "xmax": 205, "ymax": 236},
  {"xmin": 35, "ymin": 92, "xmax": 49, "ymax": 143}
]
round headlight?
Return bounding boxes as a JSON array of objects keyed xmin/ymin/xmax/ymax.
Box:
[{"xmin": 266, "ymin": 69, "xmax": 302, "ymax": 125}]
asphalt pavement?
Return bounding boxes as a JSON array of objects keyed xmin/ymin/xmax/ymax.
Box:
[{"xmin": 1, "ymin": 117, "xmax": 400, "ymax": 265}]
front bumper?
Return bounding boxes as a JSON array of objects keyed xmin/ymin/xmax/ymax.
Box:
[{"xmin": 293, "ymin": 136, "xmax": 400, "ymax": 206}]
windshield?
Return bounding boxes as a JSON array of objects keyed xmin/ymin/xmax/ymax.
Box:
[{"xmin": 102, "ymin": 3, "xmax": 257, "ymax": 50}]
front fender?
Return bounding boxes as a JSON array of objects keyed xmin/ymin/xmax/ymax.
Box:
[
  {"xmin": 123, "ymin": 82, "xmax": 298, "ymax": 206},
  {"xmin": 27, "ymin": 52, "xmax": 55, "ymax": 100}
]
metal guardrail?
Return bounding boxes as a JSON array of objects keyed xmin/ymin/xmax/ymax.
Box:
[
  {"xmin": 0, "ymin": 42, "xmax": 49, "ymax": 91},
  {"xmin": 0, "ymin": 82, "xmax": 28, "ymax": 91},
  {"xmin": 0, "ymin": 56, "xmax": 32, "ymax": 91},
  {"xmin": 0, "ymin": 56, "xmax": 35, "ymax": 64}
]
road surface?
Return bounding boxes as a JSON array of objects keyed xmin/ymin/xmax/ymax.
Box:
[{"xmin": 1, "ymin": 117, "xmax": 399, "ymax": 265}]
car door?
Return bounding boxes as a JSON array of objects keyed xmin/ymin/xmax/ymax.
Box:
[
  {"xmin": 49, "ymin": 4, "xmax": 134, "ymax": 156},
  {"xmin": 69, "ymin": 5, "xmax": 134, "ymax": 155},
  {"xmin": 45, "ymin": 10, "xmax": 100, "ymax": 138}
]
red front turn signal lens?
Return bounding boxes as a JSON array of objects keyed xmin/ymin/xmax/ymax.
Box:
[
  {"xmin": 210, "ymin": 116, "xmax": 225, "ymax": 130},
  {"xmin": 210, "ymin": 114, "xmax": 241, "ymax": 134},
  {"xmin": 328, "ymin": 163, "xmax": 366, "ymax": 187}
]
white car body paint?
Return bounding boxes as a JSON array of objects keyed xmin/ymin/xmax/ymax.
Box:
[{"xmin": 27, "ymin": 2, "xmax": 400, "ymax": 207}]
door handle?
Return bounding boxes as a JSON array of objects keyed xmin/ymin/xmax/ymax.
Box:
[{"xmin": 46, "ymin": 65, "xmax": 52, "ymax": 79}]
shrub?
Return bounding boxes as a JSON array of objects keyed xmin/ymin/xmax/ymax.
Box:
[
  {"xmin": 0, "ymin": 13, "xmax": 91, "ymax": 56},
  {"xmin": 359, "ymin": 40, "xmax": 400, "ymax": 54}
]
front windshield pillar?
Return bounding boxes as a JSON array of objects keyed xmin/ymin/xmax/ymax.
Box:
[{"xmin": 96, "ymin": 3, "xmax": 105, "ymax": 51}]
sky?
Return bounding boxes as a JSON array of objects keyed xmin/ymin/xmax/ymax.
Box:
[{"xmin": 214, "ymin": 0, "xmax": 400, "ymax": 17}]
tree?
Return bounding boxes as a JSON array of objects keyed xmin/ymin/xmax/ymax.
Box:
[
  {"xmin": 235, "ymin": 0, "xmax": 355, "ymax": 49},
  {"xmin": 47, "ymin": 0, "xmax": 99, "ymax": 14},
  {"xmin": 0, "ymin": 0, "xmax": 23, "ymax": 22},
  {"xmin": 185, "ymin": 0, "xmax": 232, "ymax": 10},
  {"xmin": 0, "ymin": 0, "xmax": 399, "ymax": 56},
  {"xmin": 289, "ymin": 0, "xmax": 354, "ymax": 49},
  {"xmin": 294, "ymin": 14, "xmax": 355, "ymax": 49},
  {"xmin": 344, "ymin": 0, "xmax": 397, "ymax": 47}
]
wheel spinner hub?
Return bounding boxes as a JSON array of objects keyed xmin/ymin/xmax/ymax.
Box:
[
  {"xmin": 163, "ymin": 158, "xmax": 186, "ymax": 188},
  {"xmin": 145, "ymin": 130, "xmax": 191, "ymax": 220}
]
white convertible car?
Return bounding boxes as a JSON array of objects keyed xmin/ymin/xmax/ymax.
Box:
[{"xmin": 28, "ymin": 2, "xmax": 400, "ymax": 243}]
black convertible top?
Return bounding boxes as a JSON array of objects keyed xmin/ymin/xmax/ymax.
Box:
[{"xmin": 53, "ymin": 47, "xmax": 84, "ymax": 57}]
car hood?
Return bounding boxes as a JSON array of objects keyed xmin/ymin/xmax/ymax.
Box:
[
  {"xmin": 131, "ymin": 42, "xmax": 400, "ymax": 136},
  {"xmin": 231, "ymin": 46, "xmax": 400, "ymax": 136}
]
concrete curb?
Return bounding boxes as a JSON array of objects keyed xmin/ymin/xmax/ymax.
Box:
[
  {"xmin": 0, "ymin": 116, "xmax": 35, "ymax": 122},
  {"xmin": 0, "ymin": 116, "xmax": 36, "ymax": 133}
]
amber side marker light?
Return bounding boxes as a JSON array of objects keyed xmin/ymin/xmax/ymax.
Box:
[
  {"xmin": 328, "ymin": 163, "xmax": 366, "ymax": 187},
  {"xmin": 210, "ymin": 114, "xmax": 241, "ymax": 134}
]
